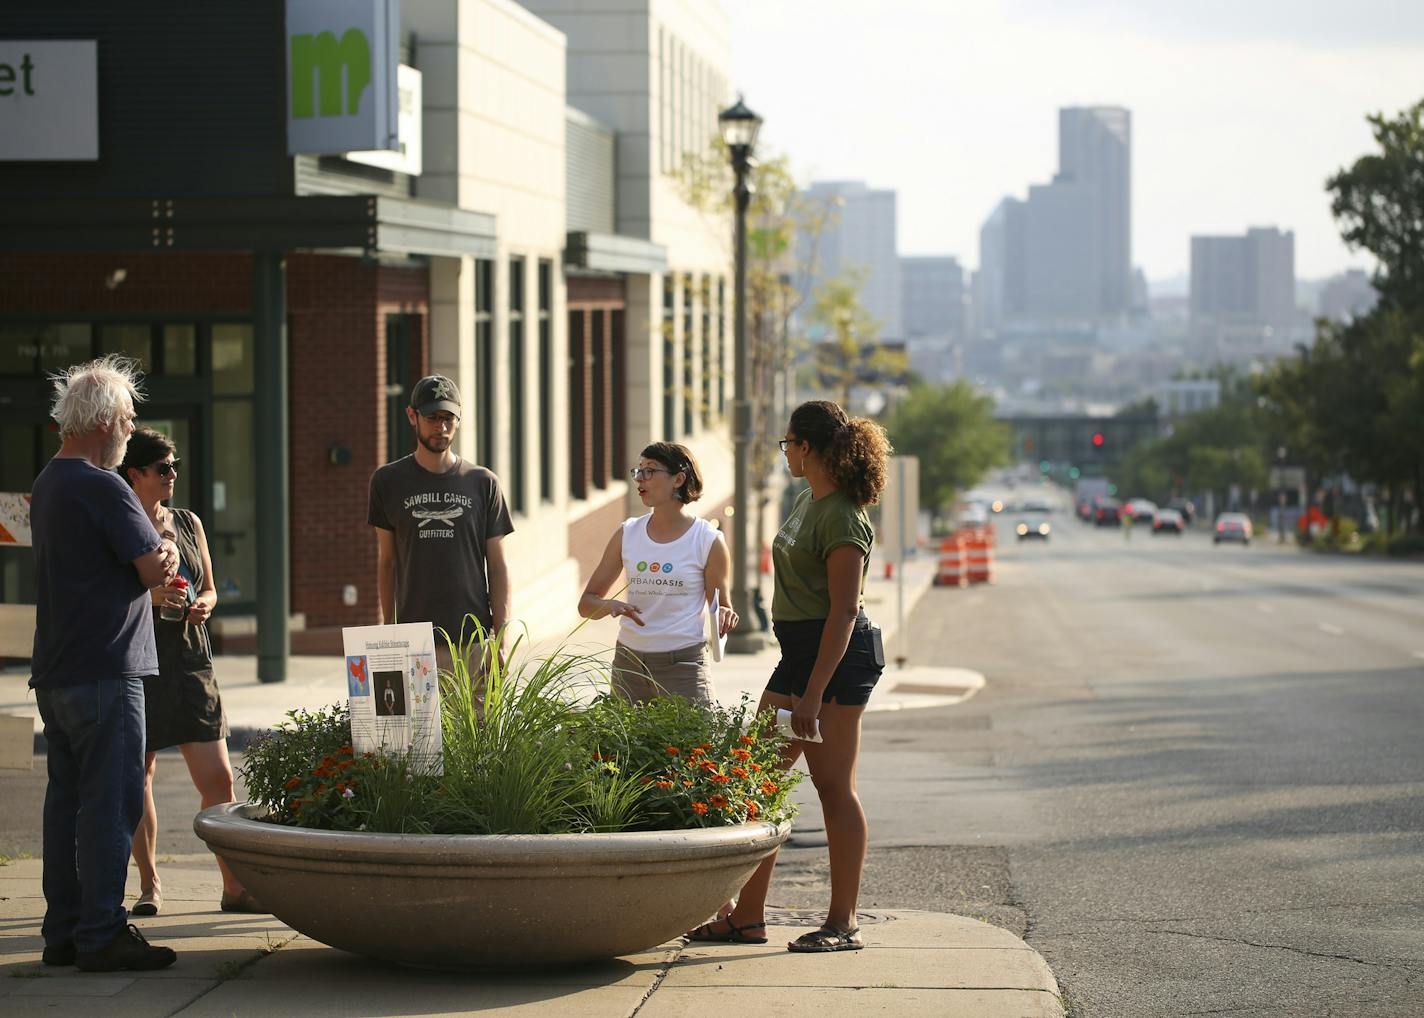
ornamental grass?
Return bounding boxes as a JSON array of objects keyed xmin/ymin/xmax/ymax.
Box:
[{"xmin": 239, "ymin": 623, "xmax": 800, "ymax": 836}]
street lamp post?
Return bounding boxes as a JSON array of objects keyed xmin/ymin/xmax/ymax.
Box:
[
  {"xmin": 1276, "ymin": 446, "xmax": 1288, "ymax": 544},
  {"xmin": 719, "ymin": 96, "xmax": 768, "ymax": 654}
]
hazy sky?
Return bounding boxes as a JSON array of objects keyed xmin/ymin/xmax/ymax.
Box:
[{"xmin": 722, "ymin": 0, "xmax": 1424, "ymax": 282}]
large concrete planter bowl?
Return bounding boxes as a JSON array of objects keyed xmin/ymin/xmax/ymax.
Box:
[{"xmin": 195, "ymin": 803, "xmax": 790, "ymax": 968}]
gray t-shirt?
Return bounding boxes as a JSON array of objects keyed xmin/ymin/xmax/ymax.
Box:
[{"xmin": 367, "ymin": 456, "xmax": 514, "ymax": 642}]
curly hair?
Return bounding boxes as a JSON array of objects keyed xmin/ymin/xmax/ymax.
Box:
[
  {"xmin": 49, "ymin": 354, "xmax": 145, "ymax": 438},
  {"xmin": 788, "ymin": 400, "xmax": 893, "ymax": 508}
]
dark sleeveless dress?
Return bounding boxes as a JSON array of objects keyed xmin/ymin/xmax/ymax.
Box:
[{"xmin": 142, "ymin": 508, "xmax": 227, "ymax": 750}]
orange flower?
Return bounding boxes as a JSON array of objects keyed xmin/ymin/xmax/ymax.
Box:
[
  {"xmin": 760, "ymin": 780, "xmax": 779, "ymax": 795},
  {"xmin": 592, "ymin": 751, "xmax": 602, "ymax": 762},
  {"xmin": 683, "ymin": 780, "xmax": 694, "ymax": 787},
  {"xmin": 689, "ymin": 747, "xmax": 706, "ymax": 758},
  {"xmin": 744, "ymin": 800, "xmax": 759, "ymax": 818},
  {"xmin": 698, "ymin": 759, "xmax": 719, "ymax": 772},
  {"xmin": 698, "ymin": 743, "xmax": 712, "ymax": 752},
  {"xmin": 731, "ymin": 748, "xmax": 751, "ymax": 761},
  {"xmin": 657, "ymin": 780, "xmax": 674, "ymax": 790},
  {"xmin": 750, "ymin": 763, "xmax": 763, "ymax": 773},
  {"xmin": 284, "ymin": 777, "xmax": 301, "ymax": 791},
  {"xmin": 710, "ymin": 773, "xmax": 731, "ymax": 785},
  {"xmin": 731, "ymin": 766, "xmax": 749, "ymax": 779},
  {"xmin": 665, "ymin": 746, "xmax": 680, "ymax": 755},
  {"xmin": 739, "ymin": 735, "xmax": 756, "ymax": 746},
  {"xmin": 641, "ymin": 776, "xmax": 654, "ymax": 785},
  {"xmin": 692, "ymin": 802, "xmax": 709, "ymax": 815},
  {"xmin": 709, "ymin": 794, "xmax": 729, "ymax": 809},
  {"xmin": 340, "ymin": 745, "xmax": 353, "ymax": 755}
]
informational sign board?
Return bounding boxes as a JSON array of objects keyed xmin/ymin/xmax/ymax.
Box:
[
  {"xmin": 0, "ymin": 493, "xmax": 32, "ymax": 546},
  {"xmin": 877, "ymin": 456, "xmax": 920, "ymax": 561},
  {"xmin": 342, "ymin": 622, "xmax": 442, "ymax": 774},
  {"xmin": 0, "ymin": 41, "xmax": 98, "ymax": 161},
  {"xmin": 286, "ymin": 0, "xmax": 400, "ymax": 156},
  {"xmin": 346, "ymin": 63, "xmax": 421, "ymax": 175}
]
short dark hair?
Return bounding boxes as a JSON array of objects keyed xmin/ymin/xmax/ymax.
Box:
[
  {"xmin": 639, "ymin": 442, "xmax": 703, "ymax": 503},
  {"xmin": 117, "ymin": 426, "xmax": 176, "ymax": 487}
]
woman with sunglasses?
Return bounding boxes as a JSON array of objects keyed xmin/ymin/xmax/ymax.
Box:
[
  {"xmin": 578, "ymin": 442, "xmax": 738, "ymax": 704},
  {"xmin": 118, "ymin": 428, "xmax": 261, "ymax": 916},
  {"xmin": 689, "ymin": 399, "xmax": 890, "ymax": 953}
]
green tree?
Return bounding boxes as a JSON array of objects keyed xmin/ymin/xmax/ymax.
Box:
[
  {"xmin": 806, "ymin": 270, "xmax": 908, "ymax": 407},
  {"xmin": 882, "ymin": 381, "xmax": 1011, "ymax": 512}
]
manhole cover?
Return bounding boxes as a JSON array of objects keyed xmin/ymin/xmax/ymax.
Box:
[{"xmin": 764, "ymin": 908, "xmax": 894, "ymax": 928}]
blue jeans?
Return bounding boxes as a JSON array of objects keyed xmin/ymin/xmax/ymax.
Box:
[{"xmin": 35, "ymin": 677, "xmax": 147, "ymax": 952}]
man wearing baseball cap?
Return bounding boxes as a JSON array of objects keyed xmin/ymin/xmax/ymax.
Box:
[{"xmin": 367, "ymin": 375, "xmax": 514, "ymax": 652}]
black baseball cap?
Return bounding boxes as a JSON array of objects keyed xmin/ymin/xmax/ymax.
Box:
[{"xmin": 410, "ymin": 375, "xmax": 461, "ymax": 416}]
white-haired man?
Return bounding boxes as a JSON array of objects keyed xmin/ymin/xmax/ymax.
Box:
[{"xmin": 30, "ymin": 355, "xmax": 180, "ymax": 972}]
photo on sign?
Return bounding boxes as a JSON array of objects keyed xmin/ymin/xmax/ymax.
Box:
[{"xmin": 374, "ymin": 669, "xmax": 407, "ymax": 717}]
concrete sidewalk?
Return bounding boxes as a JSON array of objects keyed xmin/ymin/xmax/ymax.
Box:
[
  {"xmin": 0, "ymin": 854, "xmax": 1064, "ymax": 1017},
  {"xmin": 0, "ymin": 552, "xmax": 984, "ymax": 735}
]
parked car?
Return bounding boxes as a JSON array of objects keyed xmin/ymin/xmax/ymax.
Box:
[
  {"xmin": 1214, "ymin": 512, "xmax": 1253, "ymax": 545},
  {"xmin": 1016, "ymin": 518, "xmax": 1051, "ymax": 541},
  {"xmin": 1152, "ymin": 508, "xmax": 1185, "ymax": 534},
  {"xmin": 1166, "ymin": 498, "xmax": 1196, "ymax": 525},
  {"xmin": 1125, "ymin": 499, "xmax": 1159, "ymax": 525},
  {"xmin": 1094, "ymin": 498, "xmax": 1122, "ymax": 527}
]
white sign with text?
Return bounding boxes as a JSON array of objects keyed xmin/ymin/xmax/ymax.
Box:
[
  {"xmin": 0, "ymin": 41, "xmax": 98, "ymax": 161},
  {"xmin": 343, "ymin": 622, "xmax": 442, "ymax": 774}
]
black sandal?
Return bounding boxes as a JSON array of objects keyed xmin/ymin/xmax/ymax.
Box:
[
  {"xmin": 686, "ymin": 917, "xmax": 769, "ymax": 944},
  {"xmin": 787, "ymin": 925, "xmax": 864, "ymax": 953}
]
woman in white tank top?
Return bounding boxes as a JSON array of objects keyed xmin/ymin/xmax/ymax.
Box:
[{"xmin": 578, "ymin": 442, "xmax": 738, "ymax": 704}]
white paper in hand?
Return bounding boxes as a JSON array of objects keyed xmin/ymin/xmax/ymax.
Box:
[
  {"xmin": 775, "ymin": 707, "xmax": 823, "ymax": 743},
  {"xmin": 708, "ymin": 591, "xmax": 728, "ymax": 662}
]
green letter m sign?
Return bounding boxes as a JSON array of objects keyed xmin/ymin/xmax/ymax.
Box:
[{"xmin": 290, "ymin": 28, "xmax": 371, "ymax": 118}]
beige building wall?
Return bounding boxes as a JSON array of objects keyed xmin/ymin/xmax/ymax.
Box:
[{"xmin": 408, "ymin": 0, "xmax": 579, "ymax": 642}]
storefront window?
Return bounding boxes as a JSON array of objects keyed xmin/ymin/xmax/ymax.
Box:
[
  {"xmin": 99, "ymin": 324, "xmax": 152, "ymax": 371},
  {"xmin": 0, "ymin": 323, "xmax": 92, "ymax": 376},
  {"xmin": 163, "ymin": 324, "xmax": 198, "ymax": 376},
  {"xmin": 212, "ymin": 323, "xmax": 254, "ymax": 394},
  {"xmin": 210, "ymin": 399, "xmax": 257, "ymax": 602}
]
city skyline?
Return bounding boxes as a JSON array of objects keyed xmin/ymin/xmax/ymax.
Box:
[{"xmin": 723, "ymin": 0, "xmax": 1424, "ymax": 282}]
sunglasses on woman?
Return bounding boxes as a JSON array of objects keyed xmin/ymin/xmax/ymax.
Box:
[{"xmin": 148, "ymin": 460, "xmax": 181, "ymax": 477}]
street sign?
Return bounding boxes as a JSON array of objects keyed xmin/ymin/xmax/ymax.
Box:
[
  {"xmin": 286, "ymin": 0, "xmax": 400, "ymax": 156},
  {"xmin": 0, "ymin": 41, "xmax": 98, "ymax": 161}
]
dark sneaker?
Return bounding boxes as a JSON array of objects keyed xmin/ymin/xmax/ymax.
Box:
[
  {"xmin": 41, "ymin": 940, "xmax": 76, "ymax": 966},
  {"xmin": 75, "ymin": 924, "xmax": 177, "ymax": 972}
]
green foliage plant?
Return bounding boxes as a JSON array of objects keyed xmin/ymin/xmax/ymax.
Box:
[{"xmin": 239, "ymin": 625, "xmax": 800, "ymax": 836}]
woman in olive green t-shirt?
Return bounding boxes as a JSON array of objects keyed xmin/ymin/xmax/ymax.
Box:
[{"xmin": 689, "ymin": 399, "xmax": 891, "ymax": 954}]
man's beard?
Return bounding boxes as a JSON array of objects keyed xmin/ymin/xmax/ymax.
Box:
[
  {"xmin": 101, "ymin": 429, "xmax": 129, "ymax": 469},
  {"xmin": 417, "ymin": 431, "xmax": 452, "ymax": 455}
]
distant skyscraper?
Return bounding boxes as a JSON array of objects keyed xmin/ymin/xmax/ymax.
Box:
[
  {"xmin": 976, "ymin": 106, "xmax": 1132, "ymax": 329},
  {"xmin": 1190, "ymin": 227, "xmax": 1296, "ymax": 340},
  {"xmin": 900, "ymin": 256, "xmax": 965, "ymax": 339},
  {"xmin": 901, "ymin": 256, "xmax": 965, "ymax": 382},
  {"xmin": 799, "ymin": 181, "xmax": 901, "ymax": 339},
  {"xmin": 1316, "ymin": 268, "xmax": 1378, "ymax": 323}
]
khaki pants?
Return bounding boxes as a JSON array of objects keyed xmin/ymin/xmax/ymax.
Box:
[{"xmin": 611, "ymin": 642, "xmax": 714, "ymax": 705}]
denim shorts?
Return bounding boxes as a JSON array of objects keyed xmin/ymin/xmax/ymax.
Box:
[{"xmin": 766, "ymin": 613, "xmax": 884, "ymax": 706}]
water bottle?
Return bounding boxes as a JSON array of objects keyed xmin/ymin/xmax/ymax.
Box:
[{"xmin": 160, "ymin": 575, "xmax": 190, "ymax": 622}]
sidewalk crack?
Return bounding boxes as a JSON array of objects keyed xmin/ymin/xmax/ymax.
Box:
[{"xmin": 625, "ymin": 941, "xmax": 685, "ymax": 1018}]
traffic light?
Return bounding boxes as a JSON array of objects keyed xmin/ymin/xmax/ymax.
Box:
[{"xmin": 1091, "ymin": 432, "xmax": 1105, "ymax": 448}]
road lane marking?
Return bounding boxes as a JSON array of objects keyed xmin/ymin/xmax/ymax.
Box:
[
  {"xmin": 1317, "ymin": 622, "xmax": 1345, "ymax": 636},
  {"xmin": 1257, "ymin": 603, "xmax": 1275, "ymax": 614}
]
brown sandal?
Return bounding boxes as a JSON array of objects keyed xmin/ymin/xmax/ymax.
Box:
[
  {"xmin": 787, "ymin": 925, "xmax": 864, "ymax": 953},
  {"xmin": 686, "ymin": 918, "xmax": 768, "ymax": 944}
]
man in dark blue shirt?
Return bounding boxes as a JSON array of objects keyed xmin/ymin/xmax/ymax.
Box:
[{"xmin": 30, "ymin": 356, "xmax": 180, "ymax": 972}]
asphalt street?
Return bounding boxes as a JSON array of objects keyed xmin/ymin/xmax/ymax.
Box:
[
  {"xmin": 3, "ymin": 503, "xmax": 1421, "ymax": 1017},
  {"xmin": 834, "ymin": 504, "xmax": 1424, "ymax": 1017}
]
